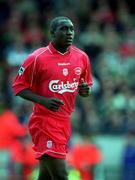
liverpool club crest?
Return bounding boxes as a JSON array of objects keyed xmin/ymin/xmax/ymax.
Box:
[{"xmin": 63, "ymin": 68, "xmax": 68, "ymax": 76}]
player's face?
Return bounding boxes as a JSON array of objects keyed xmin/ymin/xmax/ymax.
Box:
[{"xmin": 53, "ymin": 19, "xmax": 75, "ymax": 48}]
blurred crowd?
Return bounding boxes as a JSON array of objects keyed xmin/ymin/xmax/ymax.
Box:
[
  {"xmin": 1, "ymin": 0, "xmax": 135, "ymax": 134},
  {"xmin": 0, "ymin": 0, "xmax": 135, "ymax": 179}
]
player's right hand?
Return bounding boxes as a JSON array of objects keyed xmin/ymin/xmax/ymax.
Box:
[{"xmin": 42, "ymin": 98, "xmax": 64, "ymax": 112}]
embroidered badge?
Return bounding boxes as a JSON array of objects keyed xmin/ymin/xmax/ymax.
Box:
[
  {"xmin": 74, "ymin": 67, "xmax": 81, "ymax": 75},
  {"xmin": 18, "ymin": 66, "xmax": 25, "ymax": 76},
  {"xmin": 63, "ymin": 68, "xmax": 68, "ymax": 76},
  {"xmin": 47, "ymin": 140, "xmax": 52, "ymax": 148}
]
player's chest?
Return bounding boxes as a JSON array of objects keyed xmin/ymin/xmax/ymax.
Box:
[{"xmin": 42, "ymin": 57, "xmax": 83, "ymax": 79}]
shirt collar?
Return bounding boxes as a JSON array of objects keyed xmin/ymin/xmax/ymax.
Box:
[{"xmin": 48, "ymin": 42, "xmax": 71, "ymax": 55}]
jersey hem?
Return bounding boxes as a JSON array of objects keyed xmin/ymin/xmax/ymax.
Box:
[{"xmin": 34, "ymin": 149, "xmax": 66, "ymax": 159}]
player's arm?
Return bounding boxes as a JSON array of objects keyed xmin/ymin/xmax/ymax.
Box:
[
  {"xmin": 17, "ymin": 89, "xmax": 64, "ymax": 112},
  {"xmin": 78, "ymin": 78, "xmax": 92, "ymax": 97},
  {"xmin": 13, "ymin": 54, "xmax": 64, "ymax": 112},
  {"xmin": 78, "ymin": 53, "xmax": 93, "ymax": 97}
]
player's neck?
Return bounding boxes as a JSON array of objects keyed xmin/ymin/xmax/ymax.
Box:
[{"xmin": 51, "ymin": 42, "xmax": 69, "ymax": 53}]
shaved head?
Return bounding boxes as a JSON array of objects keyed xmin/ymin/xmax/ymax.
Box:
[
  {"xmin": 49, "ymin": 16, "xmax": 74, "ymax": 52},
  {"xmin": 50, "ymin": 16, "xmax": 72, "ymax": 34}
]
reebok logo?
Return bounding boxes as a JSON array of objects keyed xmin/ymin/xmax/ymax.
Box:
[{"xmin": 49, "ymin": 80, "xmax": 78, "ymax": 94}]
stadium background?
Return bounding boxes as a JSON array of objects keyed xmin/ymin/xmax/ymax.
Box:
[{"xmin": 0, "ymin": 0, "xmax": 135, "ymax": 179}]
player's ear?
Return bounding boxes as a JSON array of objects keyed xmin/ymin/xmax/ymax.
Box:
[{"xmin": 50, "ymin": 30, "xmax": 55, "ymax": 38}]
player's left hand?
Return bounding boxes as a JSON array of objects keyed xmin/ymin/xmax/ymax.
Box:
[{"xmin": 78, "ymin": 78, "xmax": 91, "ymax": 97}]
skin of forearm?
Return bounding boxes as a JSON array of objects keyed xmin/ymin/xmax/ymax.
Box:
[{"xmin": 17, "ymin": 89, "xmax": 45, "ymax": 105}]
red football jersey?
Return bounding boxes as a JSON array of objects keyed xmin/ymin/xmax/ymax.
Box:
[{"xmin": 12, "ymin": 43, "xmax": 93, "ymax": 119}]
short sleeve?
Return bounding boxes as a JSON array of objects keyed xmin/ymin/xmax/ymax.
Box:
[
  {"xmin": 12, "ymin": 54, "xmax": 36, "ymax": 95},
  {"xmin": 81, "ymin": 53, "xmax": 93, "ymax": 87}
]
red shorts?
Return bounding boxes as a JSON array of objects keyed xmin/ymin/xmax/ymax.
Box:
[{"xmin": 28, "ymin": 114, "xmax": 71, "ymax": 159}]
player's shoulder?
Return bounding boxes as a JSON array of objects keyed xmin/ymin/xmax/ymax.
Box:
[
  {"xmin": 71, "ymin": 45, "xmax": 88, "ymax": 58},
  {"xmin": 31, "ymin": 47, "xmax": 48, "ymax": 57},
  {"xmin": 24, "ymin": 47, "xmax": 48, "ymax": 64}
]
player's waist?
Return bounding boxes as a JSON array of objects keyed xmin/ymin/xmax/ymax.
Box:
[{"xmin": 33, "ymin": 106, "xmax": 71, "ymax": 120}]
